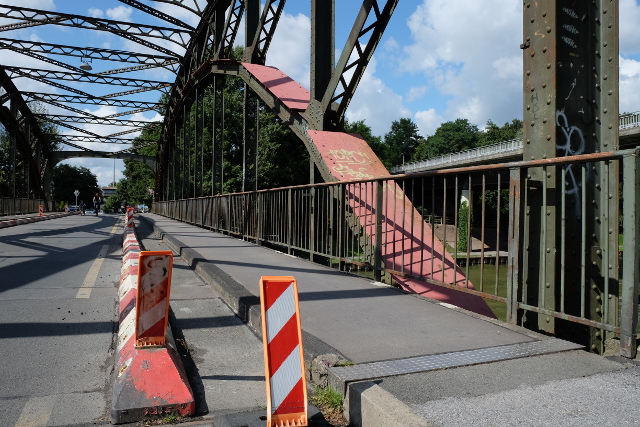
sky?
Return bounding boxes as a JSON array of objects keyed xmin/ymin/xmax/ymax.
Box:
[{"xmin": 2, "ymin": 0, "xmax": 640, "ymax": 187}]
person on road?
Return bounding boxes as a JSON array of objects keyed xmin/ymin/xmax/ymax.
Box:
[
  {"xmin": 79, "ymin": 200, "xmax": 86, "ymax": 216},
  {"xmin": 121, "ymin": 199, "xmax": 128, "ymax": 214},
  {"xmin": 92, "ymin": 193, "xmax": 102, "ymax": 216}
]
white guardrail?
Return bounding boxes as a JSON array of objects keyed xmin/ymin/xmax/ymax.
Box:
[{"xmin": 394, "ymin": 111, "xmax": 640, "ymax": 174}]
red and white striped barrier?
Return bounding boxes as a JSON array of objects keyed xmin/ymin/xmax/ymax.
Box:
[
  {"xmin": 135, "ymin": 251, "xmax": 173, "ymax": 348},
  {"xmin": 260, "ymin": 276, "xmax": 308, "ymax": 427},
  {"xmin": 39, "ymin": 205, "xmax": 43, "ymax": 217},
  {"xmin": 126, "ymin": 207, "xmax": 134, "ymax": 228},
  {"xmin": 112, "ymin": 219, "xmax": 193, "ymax": 424}
]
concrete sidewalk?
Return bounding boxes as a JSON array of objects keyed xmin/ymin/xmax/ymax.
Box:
[{"xmin": 136, "ymin": 213, "xmax": 640, "ymax": 427}]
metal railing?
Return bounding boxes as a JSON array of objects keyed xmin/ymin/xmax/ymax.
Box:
[
  {"xmin": 620, "ymin": 111, "xmax": 640, "ymax": 130},
  {"xmin": 396, "ymin": 111, "xmax": 640, "ymax": 174},
  {"xmin": 392, "ymin": 138, "xmax": 523, "ymax": 173},
  {"xmin": 154, "ymin": 148, "xmax": 639, "ymax": 358},
  {"xmin": 0, "ymin": 198, "xmax": 48, "ymax": 216}
]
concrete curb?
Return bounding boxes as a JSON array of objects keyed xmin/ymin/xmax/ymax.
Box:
[
  {"xmin": 345, "ymin": 382, "xmax": 434, "ymax": 427},
  {"xmin": 0, "ymin": 212, "xmax": 76, "ymax": 228},
  {"xmin": 111, "ymin": 222, "xmax": 195, "ymax": 424}
]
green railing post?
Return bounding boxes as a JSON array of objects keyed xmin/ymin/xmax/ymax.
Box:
[
  {"xmin": 620, "ymin": 150, "xmax": 639, "ymax": 358},
  {"xmin": 507, "ymin": 168, "xmax": 522, "ymax": 324}
]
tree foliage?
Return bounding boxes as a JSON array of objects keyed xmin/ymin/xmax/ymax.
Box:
[
  {"xmin": 118, "ymin": 124, "xmax": 158, "ymax": 207},
  {"xmin": 51, "ymin": 164, "xmax": 99, "ymax": 206},
  {"xmin": 413, "ymin": 119, "xmax": 479, "ymax": 161},
  {"xmin": 382, "ymin": 118, "xmax": 424, "ymax": 168},
  {"xmin": 478, "ymin": 119, "xmax": 523, "ymax": 146}
]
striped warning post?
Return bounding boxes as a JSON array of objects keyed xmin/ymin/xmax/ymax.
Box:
[
  {"xmin": 135, "ymin": 250, "xmax": 173, "ymax": 347},
  {"xmin": 39, "ymin": 205, "xmax": 43, "ymax": 216},
  {"xmin": 126, "ymin": 207, "xmax": 134, "ymax": 228},
  {"xmin": 260, "ymin": 276, "xmax": 308, "ymax": 427}
]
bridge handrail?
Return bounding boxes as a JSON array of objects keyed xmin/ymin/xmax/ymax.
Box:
[
  {"xmin": 395, "ymin": 111, "xmax": 640, "ymax": 173},
  {"xmin": 393, "ymin": 138, "xmax": 523, "ymax": 173},
  {"xmin": 153, "ymin": 147, "xmax": 639, "ymax": 358}
]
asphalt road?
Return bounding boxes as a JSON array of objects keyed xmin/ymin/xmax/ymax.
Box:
[{"xmin": 0, "ymin": 213, "xmax": 122, "ymax": 427}]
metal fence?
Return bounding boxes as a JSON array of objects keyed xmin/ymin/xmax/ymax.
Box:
[
  {"xmin": 620, "ymin": 111, "xmax": 640, "ymax": 130},
  {"xmin": 0, "ymin": 198, "xmax": 48, "ymax": 216},
  {"xmin": 154, "ymin": 148, "xmax": 639, "ymax": 358}
]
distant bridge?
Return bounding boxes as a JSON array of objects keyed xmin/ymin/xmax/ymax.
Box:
[{"xmin": 393, "ymin": 112, "xmax": 640, "ymax": 173}]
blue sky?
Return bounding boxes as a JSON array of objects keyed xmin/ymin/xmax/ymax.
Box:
[{"xmin": 2, "ymin": 0, "xmax": 640, "ymax": 187}]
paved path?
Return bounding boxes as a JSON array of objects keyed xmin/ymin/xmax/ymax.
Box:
[{"xmin": 137, "ymin": 213, "xmax": 640, "ymax": 427}]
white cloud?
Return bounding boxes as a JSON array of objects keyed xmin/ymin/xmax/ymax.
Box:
[
  {"xmin": 620, "ymin": 56, "xmax": 640, "ymax": 114},
  {"xmin": 407, "ymin": 86, "xmax": 427, "ymax": 103},
  {"xmin": 620, "ymin": 0, "xmax": 640, "ymax": 55},
  {"xmin": 106, "ymin": 6, "xmax": 132, "ymax": 22},
  {"xmin": 401, "ymin": 0, "xmax": 522, "ymax": 126},
  {"xmin": 266, "ymin": 12, "xmax": 311, "ymax": 88},
  {"xmin": 415, "ymin": 108, "xmax": 444, "ymax": 137},
  {"xmin": 346, "ymin": 57, "xmax": 412, "ymax": 137},
  {"xmin": 87, "ymin": 8, "xmax": 103, "ymax": 18}
]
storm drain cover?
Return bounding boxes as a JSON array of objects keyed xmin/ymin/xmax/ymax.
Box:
[{"xmin": 330, "ymin": 339, "xmax": 583, "ymax": 383}]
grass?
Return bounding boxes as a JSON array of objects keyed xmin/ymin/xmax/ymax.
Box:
[
  {"xmin": 162, "ymin": 413, "xmax": 178, "ymax": 424},
  {"xmin": 310, "ymin": 386, "xmax": 342, "ymax": 411}
]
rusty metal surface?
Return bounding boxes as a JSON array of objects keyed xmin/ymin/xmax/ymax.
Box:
[
  {"xmin": 242, "ymin": 62, "xmax": 310, "ymax": 111},
  {"xmin": 308, "ymin": 130, "xmax": 495, "ymax": 318}
]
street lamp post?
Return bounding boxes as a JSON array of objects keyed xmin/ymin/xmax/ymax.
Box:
[{"xmin": 74, "ymin": 190, "xmax": 79, "ymax": 211}]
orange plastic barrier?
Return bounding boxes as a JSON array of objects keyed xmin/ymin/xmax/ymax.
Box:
[
  {"xmin": 260, "ymin": 276, "xmax": 308, "ymax": 427},
  {"xmin": 135, "ymin": 251, "xmax": 173, "ymax": 348}
]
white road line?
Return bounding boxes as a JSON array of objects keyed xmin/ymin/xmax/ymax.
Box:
[
  {"xmin": 76, "ymin": 244, "xmax": 109, "ymax": 299},
  {"xmin": 14, "ymin": 395, "xmax": 55, "ymax": 427},
  {"xmin": 76, "ymin": 222, "xmax": 120, "ymax": 299}
]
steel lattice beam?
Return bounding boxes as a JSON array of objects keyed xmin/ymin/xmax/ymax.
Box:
[
  {"xmin": 116, "ymin": 0, "xmax": 194, "ymax": 30},
  {"xmin": 50, "ymin": 134, "xmax": 157, "ymax": 144},
  {"xmin": 0, "ymin": 38, "xmax": 177, "ymax": 66},
  {"xmin": 36, "ymin": 114, "xmax": 159, "ymax": 128},
  {"xmin": 23, "ymin": 92, "xmax": 165, "ymax": 109},
  {"xmin": 243, "ymin": 0, "xmax": 285, "ymax": 64},
  {"xmin": 215, "ymin": 0, "xmax": 244, "ymax": 59},
  {"xmin": 320, "ymin": 0, "xmax": 399, "ymax": 128},
  {"xmin": 4, "ymin": 66, "xmax": 171, "ymax": 89},
  {"xmin": 0, "ymin": 5, "xmax": 189, "ymax": 56}
]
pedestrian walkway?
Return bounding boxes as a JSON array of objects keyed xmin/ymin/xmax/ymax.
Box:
[{"xmin": 137, "ymin": 213, "xmax": 640, "ymax": 427}]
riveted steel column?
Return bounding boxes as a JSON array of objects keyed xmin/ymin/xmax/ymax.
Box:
[
  {"xmin": 522, "ymin": 1, "xmax": 619, "ymax": 350},
  {"xmin": 309, "ymin": 0, "xmax": 334, "ymax": 131},
  {"xmin": 245, "ymin": 0, "xmax": 259, "ymax": 52},
  {"xmin": 620, "ymin": 150, "xmax": 639, "ymax": 358}
]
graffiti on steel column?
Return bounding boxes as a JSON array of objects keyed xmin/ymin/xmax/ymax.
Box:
[
  {"xmin": 329, "ymin": 149, "xmax": 375, "ymax": 179},
  {"xmin": 556, "ymin": 109, "xmax": 585, "ymax": 218}
]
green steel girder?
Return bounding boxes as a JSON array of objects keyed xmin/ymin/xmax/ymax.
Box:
[
  {"xmin": 116, "ymin": 0, "xmax": 194, "ymax": 30},
  {"xmin": 35, "ymin": 114, "xmax": 158, "ymax": 128},
  {"xmin": 0, "ymin": 4, "xmax": 191, "ymax": 50},
  {"xmin": 242, "ymin": 0, "xmax": 286, "ymax": 65},
  {"xmin": 4, "ymin": 66, "xmax": 171, "ymax": 90},
  {"xmin": 521, "ymin": 0, "xmax": 619, "ymax": 352},
  {"xmin": 22, "ymin": 92, "xmax": 164, "ymax": 109},
  {"xmin": 0, "ymin": 38, "xmax": 178, "ymax": 66},
  {"xmin": 318, "ymin": 0, "xmax": 399, "ymax": 129}
]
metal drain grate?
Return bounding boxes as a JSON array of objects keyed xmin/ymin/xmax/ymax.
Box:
[{"xmin": 330, "ymin": 339, "xmax": 583, "ymax": 383}]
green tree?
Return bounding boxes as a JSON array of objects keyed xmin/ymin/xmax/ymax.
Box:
[
  {"xmin": 51, "ymin": 164, "xmax": 99, "ymax": 206},
  {"xmin": 478, "ymin": 119, "xmax": 523, "ymax": 146},
  {"xmin": 413, "ymin": 119, "xmax": 479, "ymax": 161},
  {"xmin": 382, "ymin": 118, "xmax": 423, "ymax": 168},
  {"xmin": 118, "ymin": 123, "xmax": 158, "ymax": 207}
]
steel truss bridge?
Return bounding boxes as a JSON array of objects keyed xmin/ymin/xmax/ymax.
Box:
[{"xmin": 0, "ymin": 1, "xmax": 638, "ymax": 359}]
